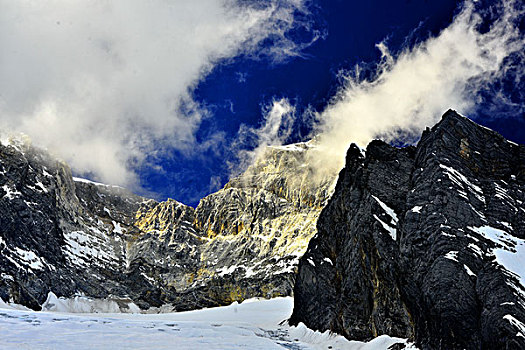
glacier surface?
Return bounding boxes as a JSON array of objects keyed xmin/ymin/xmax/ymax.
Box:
[{"xmin": 0, "ymin": 297, "xmax": 415, "ymax": 349}]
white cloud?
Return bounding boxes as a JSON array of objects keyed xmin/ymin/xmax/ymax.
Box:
[
  {"xmin": 0, "ymin": 0, "xmax": 312, "ymax": 188},
  {"xmin": 254, "ymin": 98, "xmax": 295, "ymax": 151},
  {"xmin": 310, "ymin": 0, "xmax": 524, "ymax": 174},
  {"xmin": 233, "ymin": 98, "xmax": 295, "ymax": 174}
]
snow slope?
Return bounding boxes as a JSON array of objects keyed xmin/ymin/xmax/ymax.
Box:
[{"xmin": 0, "ymin": 297, "xmax": 414, "ymax": 349}]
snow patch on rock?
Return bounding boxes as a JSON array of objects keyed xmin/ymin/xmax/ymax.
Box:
[
  {"xmin": 444, "ymin": 251, "xmax": 459, "ymax": 262},
  {"xmin": 468, "ymin": 226, "xmax": 525, "ymax": 285}
]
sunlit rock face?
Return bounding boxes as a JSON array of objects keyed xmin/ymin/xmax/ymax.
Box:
[
  {"xmin": 189, "ymin": 142, "xmax": 336, "ymax": 305},
  {"xmin": 128, "ymin": 141, "xmax": 337, "ymax": 310},
  {"xmin": 0, "ymin": 136, "xmax": 337, "ymax": 311},
  {"xmin": 290, "ymin": 110, "xmax": 525, "ymax": 349}
]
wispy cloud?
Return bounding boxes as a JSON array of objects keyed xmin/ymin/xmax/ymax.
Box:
[
  {"xmin": 0, "ymin": 0, "xmax": 314, "ymax": 188},
  {"xmin": 309, "ymin": 0, "xmax": 524, "ymax": 174},
  {"xmin": 232, "ymin": 98, "xmax": 295, "ymax": 175}
]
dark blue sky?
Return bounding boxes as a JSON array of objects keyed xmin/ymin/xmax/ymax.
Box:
[
  {"xmin": 1, "ymin": 1, "xmax": 522, "ymax": 207},
  {"xmin": 137, "ymin": 0, "xmax": 524, "ymax": 206}
]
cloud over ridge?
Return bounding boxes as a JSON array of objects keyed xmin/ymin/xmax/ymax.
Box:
[
  {"xmin": 306, "ymin": 0, "xmax": 524, "ymax": 175},
  {"xmin": 0, "ymin": 0, "xmax": 314, "ymax": 188}
]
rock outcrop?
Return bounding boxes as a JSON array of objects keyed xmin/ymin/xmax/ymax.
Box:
[
  {"xmin": 290, "ymin": 110, "xmax": 525, "ymax": 349},
  {"xmin": 0, "ymin": 136, "xmax": 160, "ymax": 310},
  {"xmin": 0, "ymin": 136, "xmax": 335, "ymax": 311}
]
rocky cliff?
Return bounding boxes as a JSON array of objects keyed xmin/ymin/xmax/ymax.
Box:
[
  {"xmin": 2, "ymin": 109, "xmax": 524, "ymax": 349},
  {"xmin": 0, "ymin": 136, "xmax": 159, "ymax": 310},
  {"xmin": 0, "ymin": 136, "xmax": 335, "ymax": 311},
  {"xmin": 290, "ymin": 110, "xmax": 525, "ymax": 349}
]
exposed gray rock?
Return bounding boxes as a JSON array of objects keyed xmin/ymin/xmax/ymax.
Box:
[
  {"xmin": 0, "ymin": 136, "xmax": 336, "ymax": 311},
  {"xmin": 290, "ymin": 110, "xmax": 525, "ymax": 349},
  {"xmin": 189, "ymin": 142, "xmax": 335, "ymax": 304},
  {"xmin": 0, "ymin": 135, "xmax": 158, "ymax": 309},
  {"xmin": 128, "ymin": 141, "xmax": 335, "ymax": 310},
  {"xmin": 3, "ymin": 109, "xmax": 523, "ymax": 349}
]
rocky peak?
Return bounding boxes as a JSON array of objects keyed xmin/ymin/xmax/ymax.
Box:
[
  {"xmin": 291, "ymin": 110, "xmax": 525, "ymax": 349},
  {"xmin": 185, "ymin": 140, "xmax": 337, "ymax": 305},
  {"xmin": 227, "ymin": 141, "xmax": 333, "ymax": 209}
]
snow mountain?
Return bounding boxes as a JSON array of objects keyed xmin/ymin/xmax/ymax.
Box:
[
  {"xmin": 1, "ymin": 110, "xmax": 525, "ymax": 349},
  {"xmin": 0, "ymin": 135, "xmax": 335, "ymax": 311}
]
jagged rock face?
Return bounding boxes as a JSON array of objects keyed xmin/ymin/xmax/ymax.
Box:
[
  {"xmin": 133, "ymin": 141, "xmax": 336, "ymax": 310},
  {"xmin": 290, "ymin": 141, "xmax": 416, "ymax": 341},
  {"xmin": 0, "ymin": 140, "xmax": 111, "ymax": 307},
  {"xmin": 0, "ymin": 137, "xmax": 163, "ymax": 310},
  {"xmin": 0, "ymin": 138, "xmax": 71, "ymax": 309},
  {"xmin": 290, "ymin": 110, "xmax": 525, "ymax": 349},
  {"xmin": 0, "ymin": 136, "xmax": 336, "ymax": 311},
  {"xmin": 191, "ymin": 142, "xmax": 334, "ymax": 297}
]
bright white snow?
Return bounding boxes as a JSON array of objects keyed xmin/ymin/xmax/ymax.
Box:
[
  {"xmin": 373, "ymin": 215, "xmax": 397, "ymax": 240},
  {"xmin": 0, "ymin": 297, "xmax": 416, "ymax": 349},
  {"xmin": 468, "ymin": 226, "xmax": 525, "ymax": 286},
  {"xmin": 73, "ymin": 177, "xmax": 123, "ymax": 189},
  {"xmin": 112, "ymin": 221, "xmax": 123, "ymax": 234},
  {"xmin": 41, "ymin": 292, "xmax": 140, "ymax": 314},
  {"xmin": 504, "ymin": 314, "xmax": 525, "ymax": 339},
  {"xmin": 323, "ymin": 257, "xmax": 333, "ymax": 265},
  {"xmin": 1, "ymin": 184, "xmax": 21, "ymax": 199},
  {"xmin": 439, "ymin": 164, "xmax": 485, "ymax": 203},
  {"xmin": 269, "ymin": 142, "xmax": 312, "ymax": 153},
  {"xmin": 467, "ymin": 243, "xmax": 483, "ymax": 257},
  {"xmin": 411, "ymin": 206, "xmax": 422, "ymax": 213},
  {"xmin": 13, "ymin": 247, "xmax": 45, "ymax": 270},
  {"xmin": 372, "ymin": 195, "xmax": 398, "ymax": 225},
  {"xmin": 463, "ymin": 264, "xmax": 476, "ymax": 277},
  {"xmin": 35, "ymin": 181, "xmax": 48, "ymax": 193},
  {"xmin": 372, "ymin": 195, "xmax": 398, "ymax": 240},
  {"xmin": 444, "ymin": 251, "xmax": 459, "ymax": 262},
  {"xmin": 62, "ymin": 229, "xmax": 118, "ymax": 268}
]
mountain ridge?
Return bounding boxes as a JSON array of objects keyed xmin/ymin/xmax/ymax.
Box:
[
  {"xmin": 290, "ymin": 110, "xmax": 525, "ymax": 349},
  {"xmin": 1, "ymin": 110, "xmax": 525, "ymax": 349},
  {"xmin": 0, "ymin": 134, "xmax": 335, "ymax": 311}
]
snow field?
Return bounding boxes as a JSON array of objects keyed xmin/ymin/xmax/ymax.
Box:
[{"xmin": 0, "ymin": 297, "xmax": 415, "ymax": 349}]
